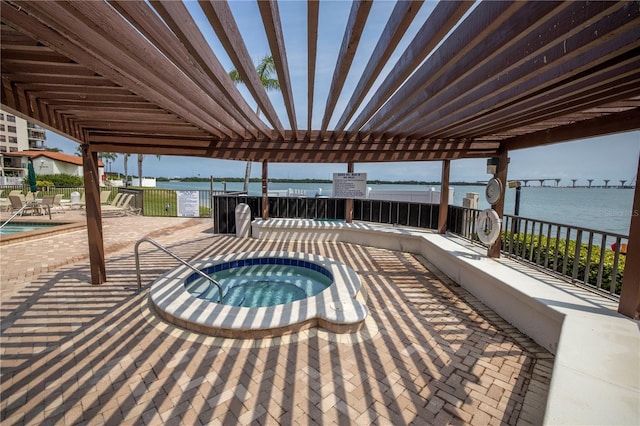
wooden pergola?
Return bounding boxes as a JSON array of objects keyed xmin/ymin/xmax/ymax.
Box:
[{"xmin": 1, "ymin": 0, "xmax": 639, "ymax": 317}]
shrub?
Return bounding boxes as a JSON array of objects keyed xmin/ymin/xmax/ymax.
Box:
[
  {"xmin": 501, "ymin": 230, "xmax": 625, "ymax": 294},
  {"xmin": 34, "ymin": 173, "xmax": 83, "ymax": 187}
]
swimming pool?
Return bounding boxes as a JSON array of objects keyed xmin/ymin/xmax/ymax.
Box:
[
  {"xmin": 0, "ymin": 222, "xmax": 59, "ymax": 235},
  {"xmin": 0, "ymin": 221, "xmax": 85, "ymax": 244},
  {"xmin": 150, "ymin": 251, "xmax": 368, "ymax": 338}
]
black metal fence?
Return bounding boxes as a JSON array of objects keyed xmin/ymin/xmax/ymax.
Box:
[
  {"xmin": 446, "ymin": 205, "xmax": 627, "ymax": 296},
  {"xmin": 212, "ymin": 196, "xmax": 346, "ymax": 234},
  {"xmin": 212, "ymin": 196, "xmax": 450, "ymax": 234}
]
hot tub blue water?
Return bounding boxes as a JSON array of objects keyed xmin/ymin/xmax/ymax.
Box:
[
  {"xmin": 150, "ymin": 252, "xmax": 367, "ymax": 337},
  {"xmin": 185, "ymin": 261, "xmax": 332, "ymax": 307}
]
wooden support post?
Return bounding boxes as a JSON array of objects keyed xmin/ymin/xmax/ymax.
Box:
[
  {"xmin": 438, "ymin": 160, "xmax": 451, "ymax": 234},
  {"xmin": 618, "ymin": 153, "xmax": 640, "ymax": 319},
  {"xmin": 488, "ymin": 150, "xmax": 508, "ymax": 258},
  {"xmin": 82, "ymin": 144, "xmax": 106, "ymax": 284},
  {"xmin": 346, "ymin": 162, "xmax": 354, "ymax": 223},
  {"xmin": 261, "ymin": 160, "xmax": 269, "ymax": 220}
]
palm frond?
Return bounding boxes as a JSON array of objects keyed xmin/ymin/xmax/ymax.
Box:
[
  {"xmin": 228, "ymin": 54, "xmax": 279, "ymax": 91},
  {"xmin": 228, "ymin": 69, "xmax": 243, "ymax": 84}
]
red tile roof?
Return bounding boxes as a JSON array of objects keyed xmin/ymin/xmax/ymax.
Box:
[{"xmin": 11, "ymin": 150, "xmax": 104, "ymax": 167}]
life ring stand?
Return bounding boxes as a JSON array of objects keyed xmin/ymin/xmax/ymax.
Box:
[{"xmin": 476, "ymin": 209, "xmax": 502, "ymax": 246}]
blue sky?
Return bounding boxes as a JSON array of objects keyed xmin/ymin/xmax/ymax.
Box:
[
  {"xmin": 44, "ymin": 1, "xmax": 640, "ymax": 185},
  {"xmin": 47, "ymin": 130, "xmax": 640, "ymax": 184}
]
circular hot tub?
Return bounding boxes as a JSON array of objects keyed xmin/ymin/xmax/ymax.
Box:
[{"xmin": 150, "ymin": 252, "xmax": 368, "ymax": 338}]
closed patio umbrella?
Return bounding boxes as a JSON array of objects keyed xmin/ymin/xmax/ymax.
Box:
[{"xmin": 27, "ymin": 160, "xmax": 37, "ymax": 193}]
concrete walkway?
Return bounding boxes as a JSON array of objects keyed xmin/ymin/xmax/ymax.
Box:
[{"xmin": 1, "ymin": 214, "xmax": 553, "ymax": 425}]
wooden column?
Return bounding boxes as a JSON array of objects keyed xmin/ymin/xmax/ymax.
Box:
[
  {"xmin": 488, "ymin": 150, "xmax": 509, "ymax": 258},
  {"xmin": 345, "ymin": 162, "xmax": 354, "ymax": 223},
  {"xmin": 261, "ymin": 160, "xmax": 269, "ymax": 220},
  {"xmin": 438, "ymin": 160, "xmax": 451, "ymax": 233},
  {"xmin": 618, "ymin": 153, "xmax": 640, "ymax": 319},
  {"xmin": 81, "ymin": 144, "xmax": 106, "ymax": 284}
]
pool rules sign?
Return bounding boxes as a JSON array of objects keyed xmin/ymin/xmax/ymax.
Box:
[
  {"xmin": 176, "ymin": 190, "xmax": 199, "ymax": 217},
  {"xmin": 332, "ymin": 173, "xmax": 367, "ymax": 199}
]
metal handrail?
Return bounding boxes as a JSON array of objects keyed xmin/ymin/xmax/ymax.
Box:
[
  {"xmin": 0, "ymin": 205, "xmax": 28, "ymax": 229},
  {"xmin": 0, "ymin": 202, "xmax": 50, "ymax": 230},
  {"xmin": 134, "ymin": 237, "xmax": 222, "ymax": 301}
]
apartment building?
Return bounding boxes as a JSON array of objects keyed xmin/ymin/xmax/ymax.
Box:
[
  {"xmin": 0, "ymin": 108, "xmax": 46, "ymax": 153},
  {"xmin": 1, "ymin": 108, "xmax": 47, "ymax": 184}
]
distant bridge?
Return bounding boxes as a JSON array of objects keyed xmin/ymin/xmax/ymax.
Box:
[{"xmin": 477, "ymin": 178, "xmax": 634, "ymax": 188}]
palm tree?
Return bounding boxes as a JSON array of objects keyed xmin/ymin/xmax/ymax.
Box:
[
  {"xmin": 101, "ymin": 152, "xmax": 117, "ymax": 174},
  {"xmin": 75, "ymin": 147, "xmax": 117, "ymax": 175},
  {"xmin": 136, "ymin": 154, "xmax": 161, "ymax": 187},
  {"xmin": 229, "ymin": 55, "xmax": 280, "ymax": 193},
  {"xmin": 123, "ymin": 153, "xmax": 130, "ymax": 186}
]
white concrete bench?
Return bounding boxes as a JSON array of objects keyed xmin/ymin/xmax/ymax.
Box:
[{"xmin": 251, "ymin": 218, "xmax": 640, "ymax": 425}]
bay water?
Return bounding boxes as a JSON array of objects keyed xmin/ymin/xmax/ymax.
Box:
[{"xmin": 157, "ymin": 181, "xmax": 636, "ymax": 236}]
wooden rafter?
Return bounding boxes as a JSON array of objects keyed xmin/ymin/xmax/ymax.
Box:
[
  {"xmin": 258, "ymin": 0, "xmax": 297, "ymax": 132},
  {"xmin": 395, "ymin": 2, "xmax": 638, "ymax": 138},
  {"xmin": 346, "ymin": 0, "xmax": 475, "ymax": 133},
  {"xmin": 4, "ymin": 1, "xmax": 230, "ymax": 138},
  {"xmin": 505, "ymin": 108, "xmax": 640, "ymax": 151},
  {"xmin": 110, "ymin": 0, "xmax": 261, "ymax": 138},
  {"xmin": 149, "ymin": 0, "xmax": 271, "ymax": 138},
  {"xmin": 360, "ymin": 1, "xmax": 528, "ymax": 135},
  {"xmin": 334, "ymin": 0, "xmax": 424, "ymax": 131},
  {"xmin": 307, "ymin": 0, "xmax": 319, "ymax": 132},
  {"xmin": 383, "ymin": 0, "xmax": 580, "ymax": 135},
  {"xmin": 198, "ymin": 0, "xmax": 285, "ymax": 136},
  {"xmin": 320, "ymin": 0, "xmax": 372, "ymax": 132}
]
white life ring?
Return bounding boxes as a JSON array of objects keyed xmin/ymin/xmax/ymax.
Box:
[{"xmin": 476, "ymin": 209, "xmax": 502, "ymax": 245}]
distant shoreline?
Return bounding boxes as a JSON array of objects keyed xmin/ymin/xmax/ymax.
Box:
[
  {"xmin": 157, "ymin": 177, "xmax": 634, "ymax": 188},
  {"xmin": 158, "ymin": 177, "xmax": 486, "ymax": 186}
]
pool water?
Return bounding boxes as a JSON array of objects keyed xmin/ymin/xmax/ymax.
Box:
[
  {"xmin": 186, "ymin": 264, "xmax": 332, "ymax": 307},
  {"xmin": 0, "ymin": 222, "xmax": 58, "ymax": 235}
]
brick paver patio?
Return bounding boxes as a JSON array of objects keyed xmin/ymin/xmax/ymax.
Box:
[{"xmin": 1, "ymin": 214, "xmax": 553, "ymax": 425}]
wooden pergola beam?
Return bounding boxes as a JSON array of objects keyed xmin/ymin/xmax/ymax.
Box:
[
  {"xmin": 320, "ymin": 0, "xmax": 373, "ymax": 131},
  {"xmin": 150, "ymin": 0, "xmax": 271, "ymax": 138},
  {"xmin": 86, "ymin": 141, "xmax": 498, "ymax": 163},
  {"xmin": 198, "ymin": 0, "xmax": 285, "ymax": 136},
  {"xmin": 258, "ymin": 0, "xmax": 297, "ymax": 132},
  {"xmin": 307, "ymin": 0, "xmax": 319, "ymax": 131},
  {"xmin": 462, "ymin": 72, "xmax": 640, "ymax": 139},
  {"xmin": 334, "ymin": 0, "xmax": 424, "ymax": 131},
  {"xmin": 4, "ymin": 1, "xmax": 232, "ymax": 138},
  {"xmin": 386, "ymin": 1, "xmax": 614, "ymax": 136},
  {"xmin": 110, "ymin": 0, "xmax": 261, "ymax": 138},
  {"xmin": 86, "ymin": 132, "xmax": 499, "ymax": 152},
  {"xmin": 504, "ymin": 108, "xmax": 640, "ymax": 151},
  {"xmin": 346, "ymin": 0, "xmax": 473, "ymax": 133},
  {"xmin": 358, "ymin": 1, "xmax": 523, "ymax": 135},
  {"xmin": 408, "ymin": 3, "xmax": 640, "ymax": 138}
]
